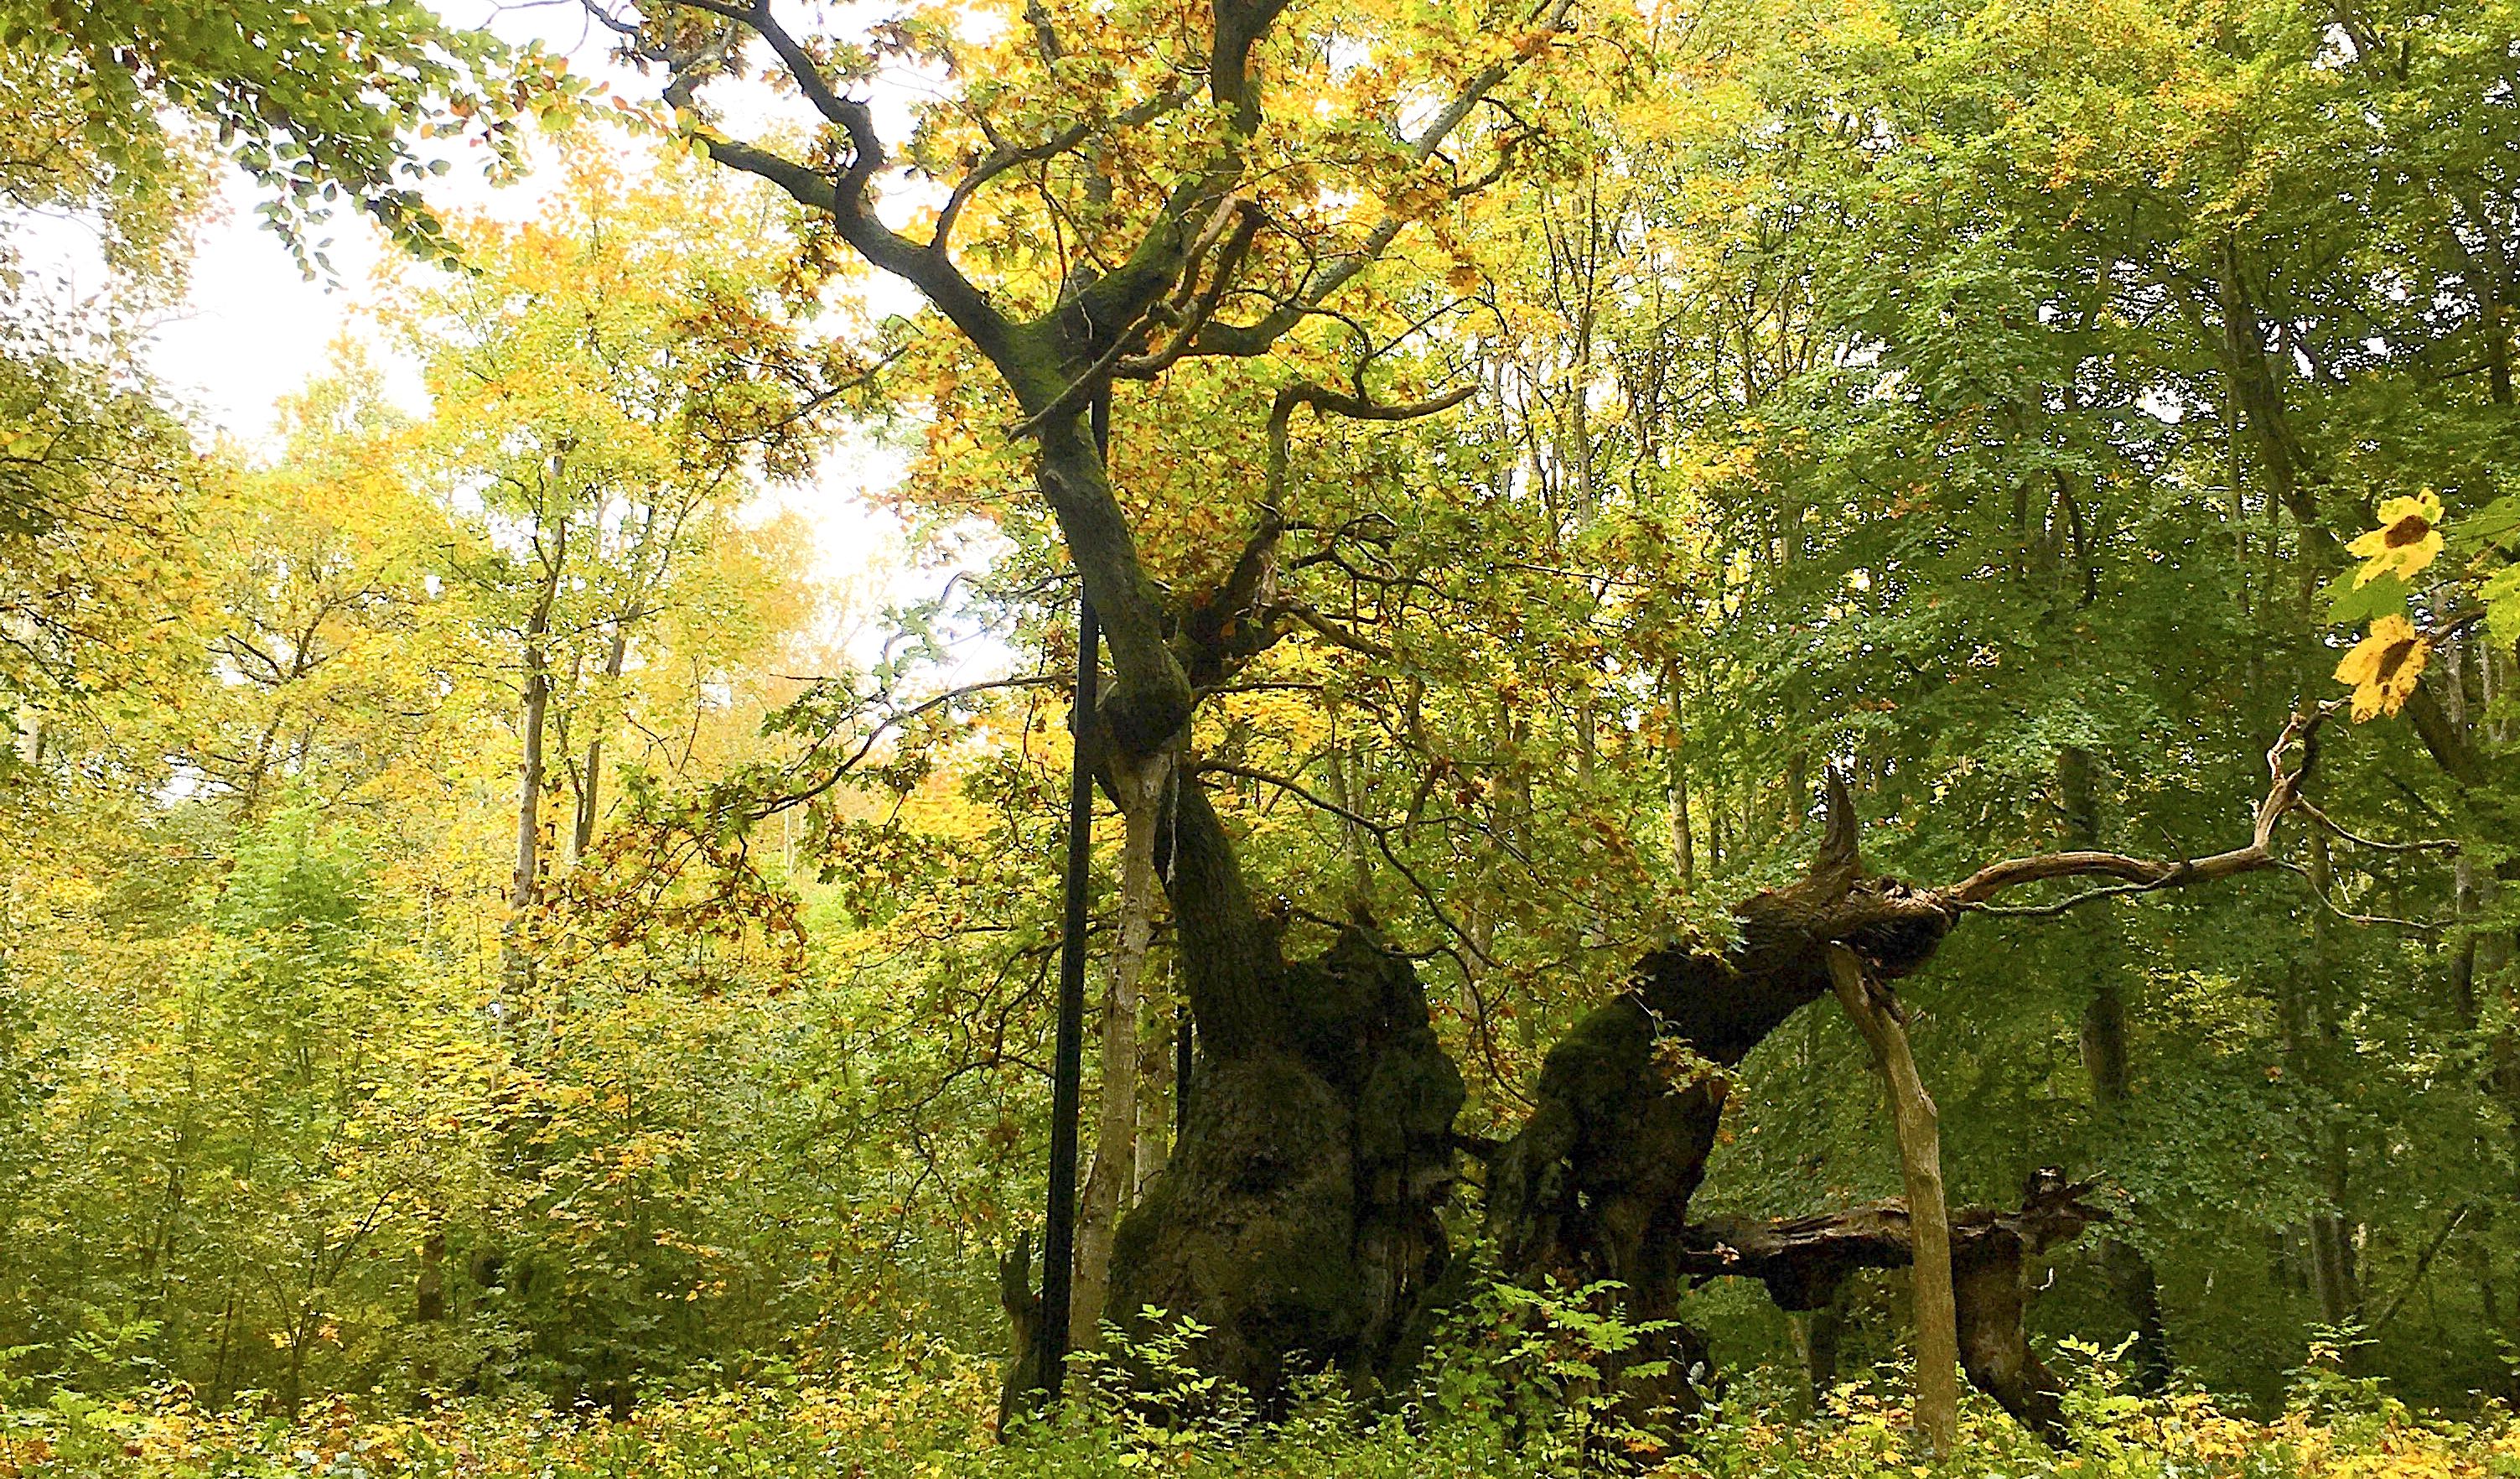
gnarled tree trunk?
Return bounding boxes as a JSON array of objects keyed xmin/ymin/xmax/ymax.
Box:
[
  {"xmin": 1480, "ymin": 797, "xmax": 1959, "ymax": 1431},
  {"xmin": 1113, "ymin": 729, "xmax": 2331, "ymax": 1435},
  {"xmin": 1110, "ymin": 782, "xmax": 2005, "ymax": 1424}
]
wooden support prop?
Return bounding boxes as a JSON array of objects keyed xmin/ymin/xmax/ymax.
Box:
[{"xmin": 1827, "ymin": 942, "xmax": 1959, "ymax": 1454}]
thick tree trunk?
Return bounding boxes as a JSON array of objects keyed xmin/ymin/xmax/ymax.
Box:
[
  {"xmin": 1482, "ymin": 799, "xmax": 1948, "ymax": 1409},
  {"xmin": 1010, "ymin": 374, "xmax": 2155, "ymax": 1435},
  {"xmin": 1473, "ymin": 781, "xmax": 2134, "ymax": 1438},
  {"xmin": 1107, "ymin": 781, "xmax": 1464, "ymax": 1407},
  {"xmin": 1099, "ymin": 703, "xmax": 2327, "ymax": 1435}
]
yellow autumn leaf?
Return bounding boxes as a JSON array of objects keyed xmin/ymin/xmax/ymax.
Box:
[
  {"xmin": 2333, "ymin": 613, "xmax": 2429, "ymax": 720},
  {"xmin": 2345, "ymin": 490, "xmax": 2443, "ymax": 588}
]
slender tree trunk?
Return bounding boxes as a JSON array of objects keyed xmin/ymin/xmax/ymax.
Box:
[
  {"xmin": 2217, "ymin": 240, "xmax": 2313, "ymax": 525},
  {"xmin": 1788, "ymin": 1296, "xmax": 1845, "ymax": 1417},
  {"xmin": 507, "ymin": 520, "xmax": 568, "ymax": 989},
  {"xmin": 1663, "ymin": 660, "xmax": 1694, "ymax": 891},
  {"xmin": 1325, "ymin": 743, "xmax": 1376, "ymax": 912},
  {"xmin": 414, "ymin": 1225, "xmax": 445, "ymax": 1397},
  {"xmin": 1827, "ymin": 945, "xmax": 1958, "ymax": 1456},
  {"xmin": 573, "ymin": 502, "xmax": 662, "ymax": 860},
  {"xmin": 1073, "ymin": 753, "xmax": 1171, "ymax": 1341},
  {"xmin": 2289, "ymin": 829, "xmax": 2363, "ymax": 1337},
  {"xmin": 573, "ymin": 624, "xmax": 630, "ymax": 860},
  {"xmin": 2497, "ymin": 641, "xmax": 2520, "ymax": 1403},
  {"xmin": 1135, "ymin": 955, "xmax": 1176, "ymax": 1196},
  {"xmin": 515, "ymin": 638, "xmax": 553, "ymax": 913}
]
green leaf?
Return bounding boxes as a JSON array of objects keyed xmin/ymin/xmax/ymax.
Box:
[
  {"xmin": 2321, "ymin": 569, "xmax": 2409, "ymax": 626},
  {"xmin": 2459, "ymin": 494, "xmax": 2520, "ymax": 552},
  {"xmin": 2485, "ymin": 565, "xmax": 2520, "ymax": 646}
]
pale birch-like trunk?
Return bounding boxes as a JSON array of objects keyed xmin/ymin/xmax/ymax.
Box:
[
  {"xmin": 1071, "ymin": 752, "xmax": 1171, "ymax": 1341},
  {"xmin": 1662, "ymin": 658, "xmax": 1693, "ymax": 891}
]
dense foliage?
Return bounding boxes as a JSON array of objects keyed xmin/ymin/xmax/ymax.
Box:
[{"xmin": 3, "ymin": 0, "xmax": 2518, "ymax": 1470}]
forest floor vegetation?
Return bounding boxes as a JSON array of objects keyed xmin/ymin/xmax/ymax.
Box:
[{"xmin": 5, "ymin": 1343, "xmax": 2512, "ymax": 1479}]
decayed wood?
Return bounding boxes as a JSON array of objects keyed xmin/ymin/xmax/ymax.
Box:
[
  {"xmin": 1486, "ymin": 717, "xmax": 2355, "ymax": 1442},
  {"xmin": 1679, "ymin": 1170, "xmax": 2108, "ymax": 1301}
]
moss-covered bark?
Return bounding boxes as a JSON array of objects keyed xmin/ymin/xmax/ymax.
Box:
[{"xmin": 1108, "ymin": 909, "xmax": 1462, "ymax": 1404}]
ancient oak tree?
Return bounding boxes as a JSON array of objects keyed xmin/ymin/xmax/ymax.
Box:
[{"xmin": 586, "ymin": 0, "xmax": 2417, "ymax": 1435}]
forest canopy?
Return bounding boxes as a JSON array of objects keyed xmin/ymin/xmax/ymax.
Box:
[{"xmin": 3, "ymin": 0, "xmax": 2519, "ymax": 1474}]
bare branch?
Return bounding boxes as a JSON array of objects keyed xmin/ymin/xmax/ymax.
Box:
[
  {"xmin": 1941, "ymin": 701, "xmax": 2346, "ymax": 911},
  {"xmin": 1178, "ymin": 0, "xmax": 1575, "ymax": 362},
  {"xmin": 749, "ymin": 673, "xmax": 1070, "ymax": 818},
  {"xmin": 1264, "ymin": 379, "xmax": 1480, "ymax": 506},
  {"xmin": 625, "ymin": 1, "xmax": 1023, "ymax": 368}
]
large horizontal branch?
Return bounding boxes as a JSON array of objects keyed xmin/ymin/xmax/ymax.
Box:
[
  {"xmin": 1707, "ymin": 699, "xmax": 2462, "ymax": 994},
  {"xmin": 1683, "ymin": 1170, "xmax": 2108, "ymax": 1439},
  {"xmin": 1924, "ymin": 698, "xmax": 2464, "ymax": 926}
]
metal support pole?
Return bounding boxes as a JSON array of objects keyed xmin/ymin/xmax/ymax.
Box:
[{"xmin": 1033, "ymin": 387, "xmax": 1110, "ymax": 1408}]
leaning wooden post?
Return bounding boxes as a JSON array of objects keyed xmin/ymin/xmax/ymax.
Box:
[{"xmin": 1827, "ymin": 942, "xmax": 1960, "ymax": 1454}]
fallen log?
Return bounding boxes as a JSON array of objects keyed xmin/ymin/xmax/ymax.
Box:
[{"xmin": 1682, "ymin": 1169, "xmax": 2109, "ymax": 1436}]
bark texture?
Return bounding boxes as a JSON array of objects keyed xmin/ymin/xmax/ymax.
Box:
[
  {"xmin": 1481, "ymin": 796, "xmax": 1958, "ymax": 1430},
  {"xmin": 1826, "ymin": 943, "xmax": 1958, "ymax": 1454},
  {"xmin": 1074, "ymin": 754, "xmax": 1172, "ymax": 1341}
]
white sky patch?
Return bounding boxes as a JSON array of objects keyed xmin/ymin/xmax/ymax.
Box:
[{"xmin": 95, "ymin": 1, "xmax": 998, "ymax": 663}]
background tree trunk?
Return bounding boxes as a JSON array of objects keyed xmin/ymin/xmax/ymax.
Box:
[
  {"xmin": 2058, "ymin": 745, "xmax": 2174, "ymax": 1389},
  {"xmin": 505, "ymin": 516, "xmax": 568, "ymax": 993}
]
